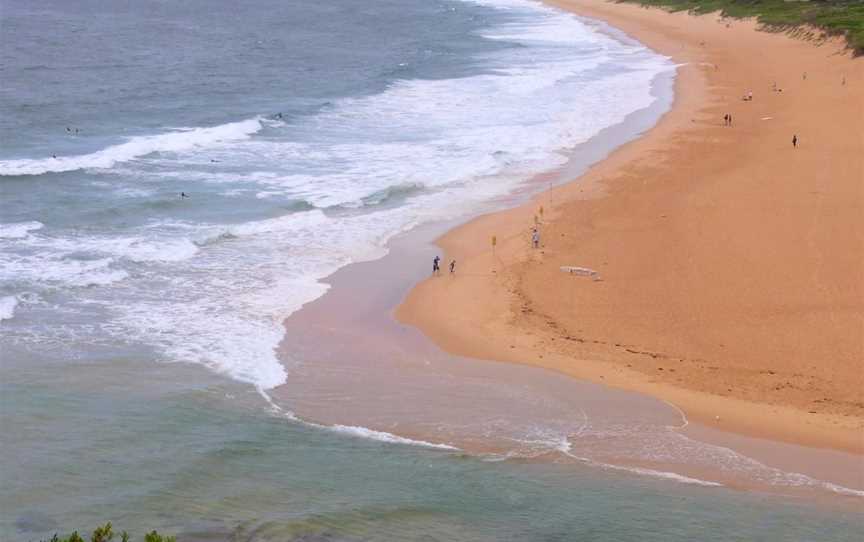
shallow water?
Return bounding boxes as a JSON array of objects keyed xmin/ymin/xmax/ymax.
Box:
[
  {"xmin": 272, "ymin": 220, "xmax": 864, "ymax": 499},
  {"xmin": 3, "ymin": 358, "xmax": 863, "ymax": 540}
]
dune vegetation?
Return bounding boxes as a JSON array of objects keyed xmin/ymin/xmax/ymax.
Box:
[{"xmin": 618, "ymin": 0, "xmax": 864, "ymax": 53}]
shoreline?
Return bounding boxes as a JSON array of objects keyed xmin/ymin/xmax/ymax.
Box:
[
  {"xmin": 274, "ymin": 212, "xmax": 864, "ymax": 497},
  {"xmin": 398, "ymin": 0, "xmax": 864, "ymax": 455}
]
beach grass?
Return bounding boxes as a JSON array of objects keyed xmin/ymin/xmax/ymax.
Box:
[{"xmin": 617, "ymin": 0, "xmax": 864, "ymax": 53}]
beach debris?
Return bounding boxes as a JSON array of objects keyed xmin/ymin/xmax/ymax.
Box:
[{"xmin": 560, "ymin": 266, "xmax": 600, "ymax": 280}]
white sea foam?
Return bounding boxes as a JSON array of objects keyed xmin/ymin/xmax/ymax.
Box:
[
  {"xmin": 0, "ymin": 221, "xmax": 44, "ymax": 239},
  {"xmin": 0, "ymin": 254, "xmax": 129, "ymax": 288},
  {"xmin": 0, "ymin": 117, "xmax": 264, "ymax": 176},
  {"xmin": 4, "ymin": 0, "xmax": 673, "ymax": 395},
  {"xmin": 822, "ymin": 481, "xmax": 864, "ymax": 498},
  {"xmin": 591, "ymin": 461, "xmax": 724, "ymax": 487},
  {"xmin": 0, "ymin": 296, "xmax": 19, "ymax": 321},
  {"xmin": 12, "ymin": 233, "xmax": 200, "ymax": 264},
  {"xmin": 261, "ymin": 390, "xmax": 459, "ymax": 450},
  {"xmin": 328, "ymin": 425, "xmax": 459, "ymax": 450},
  {"xmin": 101, "ymin": 237, "xmax": 200, "ymax": 263}
]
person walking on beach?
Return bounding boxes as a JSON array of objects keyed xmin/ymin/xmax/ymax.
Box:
[
  {"xmin": 449, "ymin": 260, "xmax": 455, "ymax": 274},
  {"xmin": 532, "ymin": 228, "xmax": 540, "ymax": 249},
  {"xmin": 723, "ymin": 114, "xmax": 728, "ymax": 126},
  {"xmin": 792, "ymin": 134, "xmax": 798, "ymax": 148},
  {"xmin": 432, "ymin": 255, "xmax": 440, "ymax": 275}
]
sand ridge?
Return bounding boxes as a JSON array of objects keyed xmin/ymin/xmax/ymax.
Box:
[{"xmin": 398, "ymin": 0, "xmax": 864, "ymax": 453}]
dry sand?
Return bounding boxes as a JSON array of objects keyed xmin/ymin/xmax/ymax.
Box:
[{"xmin": 398, "ymin": 0, "xmax": 864, "ymax": 454}]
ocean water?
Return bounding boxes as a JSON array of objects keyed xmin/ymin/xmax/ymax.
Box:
[
  {"xmin": 1, "ymin": 0, "xmax": 862, "ymax": 539},
  {"xmin": 0, "ymin": 0, "xmax": 672, "ymax": 389}
]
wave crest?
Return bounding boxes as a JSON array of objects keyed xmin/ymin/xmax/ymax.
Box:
[
  {"xmin": 0, "ymin": 117, "xmax": 264, "ymax": 177},
  {"xmin": 0, "ymin": 221, "xmax": 44, "ymax": 239}
]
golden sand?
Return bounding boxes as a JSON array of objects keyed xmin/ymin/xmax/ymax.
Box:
[{"xmin": 398, "ymin": 0, "xmax": 864, "ymax": 453}]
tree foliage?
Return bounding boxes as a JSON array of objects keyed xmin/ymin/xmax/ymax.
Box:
[{"xmin": 43, "ymin": 523, "xmax": 175, "ymax": 542}]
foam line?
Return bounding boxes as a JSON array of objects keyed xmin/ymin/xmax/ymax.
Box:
[
  {"xmin": 0, "ymin": 117, "xmax": 264, "ymax": 176},
  {"xmin": 257, "ymin": 388, "xmax": 459, "ymax": 451}
]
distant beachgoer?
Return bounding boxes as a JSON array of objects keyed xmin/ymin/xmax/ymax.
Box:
[
  {"xmin": 433, "ymin": 255, "xmax": 440, "ymax": 275},
  {"xmin": 803, "ymin": 72, "xmax": 807, "ymax": 80},
  {"xmin": 532, "ymin": 228, "xmax": 539, "ymax": 249},
  {"xmin": 748, "ymin": 90, "xmax": 753, "ymax": 101},
  {"xmin": 792, "ymin": 135, "xmax": 798, "ymax": 148},
  {"xmin": 449, "ymin": 260, "xmax": 455, "ymax": 274},
  {"xmin": 729, "ymin": 114, "xmax": 732, "ymax": 126},
  {"xmin": 723, "ymin": 114, "xmax": 728, "ymax": 126},
  {"xmin": 842, "ymin": 75, "xmax": 846, "ymax": 86}
]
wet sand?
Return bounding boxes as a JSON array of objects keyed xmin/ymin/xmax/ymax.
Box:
[
  {"xmin": 269, "ymin": 0, "xmax": 863, "ymax": 502},
  {"xmin": 271, "ymin": 214, "xmax": 863, "ymax": 499},
  {"xmin": 399, "ymin": 0, "xmax": 864, "ymax": 454}
]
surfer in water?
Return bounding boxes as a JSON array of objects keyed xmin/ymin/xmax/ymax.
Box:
[{"xmin": 180, "ymin": 192, "xmax": 189, "ymax": 199}]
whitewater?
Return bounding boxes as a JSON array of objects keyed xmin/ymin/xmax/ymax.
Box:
[{"xmin": 0, "ymin": 0, "xmax": 673, "ymax": 390}]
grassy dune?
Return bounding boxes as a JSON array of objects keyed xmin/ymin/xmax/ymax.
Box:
[{"xmin": 617, "ymin": 0, "xmax": 864, "ymax": 53}]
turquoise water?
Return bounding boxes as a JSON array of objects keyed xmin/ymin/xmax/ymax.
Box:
[{"xmin": 2, "ymin": 359, "xmax": 862, "ymax": 540}]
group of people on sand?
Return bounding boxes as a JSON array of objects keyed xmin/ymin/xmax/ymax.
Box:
[
  {"xmin": 433, "ymin": 220, "xmax": 541, "ymax": 275},
  {"xmin": 731, "ymin": 80, "xmax": 818, "ymax": 149},
  {"xmin": 432, "ymin": 255, "xmax": 455, "ymax": 276},
  {"xmin": 431, "ymin": 223, "xmax": 541, "ymax": 276}
]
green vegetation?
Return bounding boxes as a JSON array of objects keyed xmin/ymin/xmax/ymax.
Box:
[
  {"xmin": 42, "ymin": 523, "xmax": 175, "ymax": 542},
  {"xmin": 616, "ymin": 0, "xmax": 864, "ymax": 53}
]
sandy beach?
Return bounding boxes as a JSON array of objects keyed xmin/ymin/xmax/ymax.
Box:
[{"xmin": 399, "ymin": 0, "xmax": 864, "ymax": 454}]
